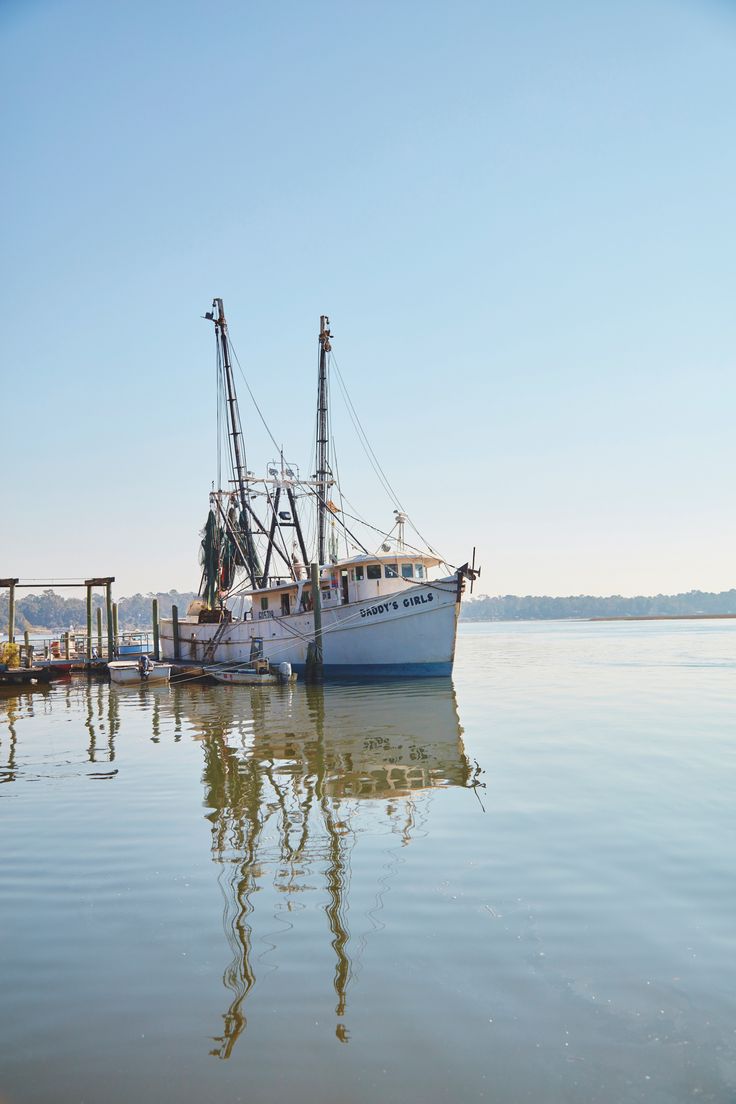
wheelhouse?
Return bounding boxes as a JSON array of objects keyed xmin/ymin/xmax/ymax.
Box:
[
  {"xmin": 242, "ymin": 553, "xmax": 441, "ymax": 618},
  {"xmin": 334, "ymin": 554, "xmax": 440, "ymax": 604}
]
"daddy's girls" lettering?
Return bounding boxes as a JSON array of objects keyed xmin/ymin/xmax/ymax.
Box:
[{"xmin": 359, "ymin": 592, "xmax": 434, "ymax": 618}]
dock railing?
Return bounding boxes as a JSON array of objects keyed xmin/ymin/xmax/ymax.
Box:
[{"xmin": 15, "ymin": 630, "xmax": 154, "ymax": 666}]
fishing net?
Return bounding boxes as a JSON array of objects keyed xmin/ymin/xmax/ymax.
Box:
[
  {"xmin": 199, "ymin": 509, "xmax": 219, "ymax": 609},
  {"xmin": 0, "ymin": 643, "xmax": 20, "ymax": 668}
]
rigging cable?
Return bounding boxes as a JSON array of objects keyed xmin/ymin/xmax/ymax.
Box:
[
  {"xmin": 329, "ymin": 351, "xmax": 449, "ymax": 564},
  {"xmin": 330, "ymin": 352, "xmax": 404, "ymax": 512},
  {"xmin": 221, "ymin": 319, "xmax": 451, "ymax": 576},
  {"xmin": 229, "ymin": 339, "xmax": 282, "ymax": 458},
  {"xmin": 296, "ymin": 485, "xmax": 371, "ymax": 557},
  {"xmin": 262, "ymin": 479, "xmax": 297, "ymax": 582},
  {"xmin": 329, "ymin": 433, "xmax": 350, "ymax": 562}
]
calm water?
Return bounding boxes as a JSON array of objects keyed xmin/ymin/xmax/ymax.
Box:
[{"xmin": 1, "ymin": 620, "xmax": 735, "ymax": 1103}]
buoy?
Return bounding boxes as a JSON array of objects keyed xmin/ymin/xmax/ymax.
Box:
[{"xmin": 278, "ymin": 661, "xmax": 292, "ymax": 683}]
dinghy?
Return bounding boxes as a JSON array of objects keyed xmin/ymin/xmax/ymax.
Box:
[
  {"xmin": 208, "ymin": 661, "xmax": 295, "ymax": 686},
  {"xmin": 108, "ymin": 658, "xmax": 172, "ymax": 685}
]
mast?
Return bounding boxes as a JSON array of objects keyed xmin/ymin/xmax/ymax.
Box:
[
  {"xmin": 316, "ymin": 315, "xmax": 331, "ymax": 566},
  {"xmin": 213, "ymin": 299, "xmax": 248, "ymax": 520},
  {"xmin": 206, "ymin": 298, "xmax": 263, "ymax": 589}
]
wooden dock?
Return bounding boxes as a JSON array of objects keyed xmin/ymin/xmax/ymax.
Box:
[{"xmin": 0, "ymin": 666, "xmax": 53, "ymax": 687}]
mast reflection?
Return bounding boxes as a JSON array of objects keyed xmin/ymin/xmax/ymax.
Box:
[{"xmin": 175, "ymin": 679, "xmax": 483, "ymax": 1058}]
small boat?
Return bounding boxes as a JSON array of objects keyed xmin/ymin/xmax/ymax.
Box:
[
  {"xmin": 208, "ymin": 661, "xmax": 295, "ymax": 686},
  {"xmin": 34, "ymin": 659, "xmax": 73, "ymax": 679},
  {"xmin": 118, "ymin": 632, "xmax": 153, "ymax": 656},
  {"xmin": 108, "ymin": 659, "xmax": 172, "ymax": 685}
]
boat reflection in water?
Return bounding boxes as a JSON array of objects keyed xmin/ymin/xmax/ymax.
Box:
[
  {"xmin": 169, "ymin": 678, "xmax": 483, "ymax": 1059},
  {"xmin": 0, "ymin": 678, "xmax": 121, "ymax": 783}
]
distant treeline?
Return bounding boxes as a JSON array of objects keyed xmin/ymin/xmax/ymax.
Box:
[
  {"xmin": 0, "ymin": 589, "xmax": 198, "ymax": 632},
  {"xmin": 4, "ymin": 586, "xmax": 736, "ymax": 632},
  {"xmin": 461, "ymin": 589, "xmax": 736, "ymax": 621}
]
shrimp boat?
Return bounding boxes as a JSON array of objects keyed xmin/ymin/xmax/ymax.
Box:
[{"xmin": 159, "ymin": 301, "xmax": 479, "ymax": 677}]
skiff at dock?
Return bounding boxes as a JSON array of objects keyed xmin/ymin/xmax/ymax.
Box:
[
  {"xmin": 108, "ymin": 660, "xmax": 172, "ymax": 685},
  {"xmin": 206, "ymin": 661, "xmax": 295, "ymax": 686}
]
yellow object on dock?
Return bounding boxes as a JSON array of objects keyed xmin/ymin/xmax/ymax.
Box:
[{"xmin": 0, "ymin": 643, "xmax": 20, "ymax": 668}]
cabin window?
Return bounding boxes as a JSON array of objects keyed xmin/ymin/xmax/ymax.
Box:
[
  {"xmin": 366, "ymin": 564, "xmax": 381, "ymax": 580},
  {"xmin": 260, "ymin": 596, "xmax": 269, "ymax": 611},
  {"xmin": 401, "ymin": 563, "xmax": 414, "ymax": 579},
  {"xmin": 414, "ymin": 564, "xmax": 425, "ymax": 579},
  {"xmin": 385, "ymin": 563, "xmax": 398, "ymax": 578},
  {"xmin": 281, "ymin": 593, "xmax": 291, "ymax": 616},
  {"xmin": 355, "ymin": 565, "xmax": 364, "ymax": 581}
]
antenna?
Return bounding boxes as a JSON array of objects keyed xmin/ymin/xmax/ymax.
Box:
[{"xmin": 394, "ymin": 511, "xmax": 407, "ymax": 551}]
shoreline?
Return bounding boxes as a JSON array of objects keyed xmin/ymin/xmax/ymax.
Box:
[
  {"xmin": 461, "ymin": 613, "xmax": 736, "ymax": 624},
  {"xmin": 588, "ymin": 613, "xmax": 736, "ymax": 622}
]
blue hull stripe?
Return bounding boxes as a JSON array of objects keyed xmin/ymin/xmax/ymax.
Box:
[{"xmin": 291, "ymin": 661, "xmax": 453, "ymax": 679}]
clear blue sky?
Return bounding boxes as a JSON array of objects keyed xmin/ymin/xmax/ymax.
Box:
[{"xmin": 2, "ymin": 0, "xmax": 735, "ymax": 598}]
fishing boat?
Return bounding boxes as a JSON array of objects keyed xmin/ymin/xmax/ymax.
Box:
[{"xmin": 159, "ymin": 301, "xmax": 479, "ymax": 677}]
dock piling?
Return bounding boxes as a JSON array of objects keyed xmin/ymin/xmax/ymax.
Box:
[
  {"xmin": 172, "ymin": 604, "xmax": 180, "ymax": 660},
  {"xmin": 9, "ymin": 584, "xmax": 16, "ymax": 644},
  {"xmin": 306, "ymin": 563, "xmax": 324, "ymax": 681},
  {"xmin": 86, "ymin": 586, "xmax": 93, "ymax": 661},
  {"xmin": 112, "ymin": 602, "xmax": 119, "ymax": 659},
  {"xmin": 1, "ymin": 579, "xmax": 19, "ymax": 643},
  {"xmin": 152, "ymin": 598, "xmax": 160, "ymax": 661},
  {"xmin": 97, "ymin": 607, "xmax": 103, "ymax": 658},
  {"xmin": 24, "ymin": 630, "xmax": 31, "ymax": 668},
  {"xmin": 105, "ymin": 582, "xmax": 114, "ymax": 660}
]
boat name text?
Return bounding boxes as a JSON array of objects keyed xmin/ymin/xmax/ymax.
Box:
[{"xmin": 360, "ymin": 592, "xmax": 434, "ymax": 618}]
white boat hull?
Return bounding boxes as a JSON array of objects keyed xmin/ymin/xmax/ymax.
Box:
[
  {"xmin": 108, "ymin": 661, "xmax": 172, "ymax": 685},
  {"xmin": 209, "ymin": 667, "xmax": 297, "ymax": 686},
  {"xmin": 160, "ymin": 575, "xmax": 461, "ymax": 677}
]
